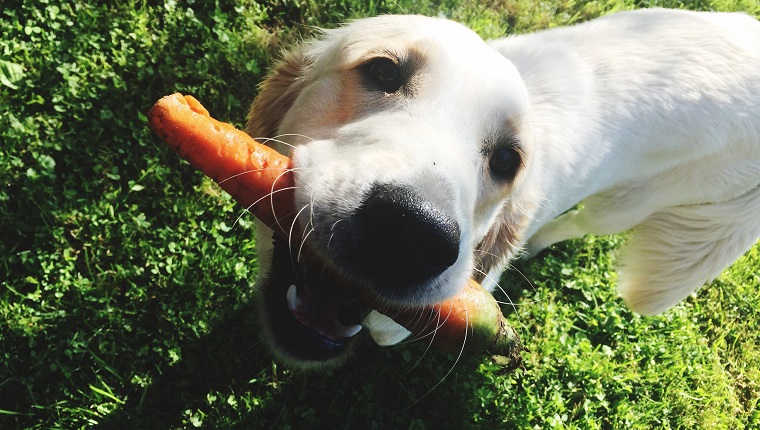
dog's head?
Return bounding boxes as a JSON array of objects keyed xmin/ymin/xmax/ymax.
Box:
[{"xmin": 246, "ymin": 15, "xmax": 537, "ymax": 369}]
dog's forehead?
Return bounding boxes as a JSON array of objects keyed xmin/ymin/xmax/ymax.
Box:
[{"xmin": 323, "ymin": 15, "xmax": 496, "ymax": 65}]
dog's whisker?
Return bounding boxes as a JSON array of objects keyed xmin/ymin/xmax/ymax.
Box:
[
  {"xmin": 234, "ymin": 337, "xmax": 268, "ymax": 363},
  {"xmin": 297, "ymin": 226, "xmax": 316, "ymax": 265},
  {"xmin": 253, "ymin": 134, "xmax": 321, "ymax": 165},
  {"xmin": 476, "ymin": 263, "xmax": 544, "ymax": 311},
  {"xmin": 472, "ymin": 267, "xmax": 525, "ymax": 315},
  {"xmin": 233, "ymin": 185, "xmax": 299, "ymax": 228},
  {"xmin": 217, "ymin": 166, "xmax": 301, "ymax": 185},
  {"xmin": 407, "ymin": 318, "xmax": 440, "ymax": 372},
  {"xmin": 308, "ymin": 191, "xmax": 317, "ymax": 240},
  {"xmin": 394, "ymin": 301, "xmax": 441, "ymax": 370},
  {"xmin": 260, "ymin": 133, "xmax": 316, "ymax": 144},
  {"xmin": 269, "ymin": 167, "xmax": 301, "ymax": 236},
  {"xmin": 505, "ymin": 261, "xmax": 539, "ymax": 293},
  {"xmin": 326, "ymin": 219, "xmax": 345, "ymax": 250},
  {"xmin": 288, "ymin": 203, "xmax": 312, "ymax": 257},
  {"xmin": 224, "ymin": 166, "xmax": 304, "ymax": 228},
  {"xmin": 245, "ymin": 190, "xmax": 301, "ymax": 225},
  {"xmin": 395, "ymin": 307, "xmax": 437, "ymax": 351},
  {"xmin": 403, "ymin": 299, "xmax": 467, "ymax": 413},
  {"xmin": 291, "ymin": 192, "xmax": 320, "ymax": 264}
]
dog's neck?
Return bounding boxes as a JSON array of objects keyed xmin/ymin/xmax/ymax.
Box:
[{"xmin": 490, "ymin": 38, "xmax": 606, "ymax": 235}]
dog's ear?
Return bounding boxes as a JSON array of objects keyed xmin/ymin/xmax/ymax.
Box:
[
  {"xmin": 245, "ymin": 45, "xmax": 314, "ymax": 139},
  {"xmin": 474, "ymin": 201, "xmax": 533, "ymax": 282}
]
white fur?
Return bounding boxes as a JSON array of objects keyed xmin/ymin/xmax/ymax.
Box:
[
  {"xmin": 491, "ymin": 9, "xmax": 760, "ymax": 314},
  {"xmin": 249, "ymin": 8, "xmax": 760, "ymax": 319}
]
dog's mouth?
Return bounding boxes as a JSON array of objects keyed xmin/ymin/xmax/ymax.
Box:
[
  {"xmin": 256, "ymin": 184, "xmax": 466, "ymax": 366},
  {"xmin": 259, "ymin": 234, "xmax": 411, "ymax": 364}
]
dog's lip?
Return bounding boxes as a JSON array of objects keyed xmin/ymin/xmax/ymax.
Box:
[
  {"xmin": 262, "ymin": 234, "xmax": 375, "ymax": 360},
  {"xmin": 285, "ymin": 282, "xmax": 364, "ymax": 341}
]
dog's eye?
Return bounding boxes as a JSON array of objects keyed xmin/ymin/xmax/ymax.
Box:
[
  {"xmin": 364, "ymin": 57, "xmax": 403, "ymax": 93},
  {"xmin": 489, "ymin": 145, "xmax": 521, "ymax": 181}
]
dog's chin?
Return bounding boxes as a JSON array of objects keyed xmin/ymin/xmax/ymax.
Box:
[
  {"xmin": 255, "ymin": 233, "xmax": 467, "ymax": 370},
  {"xmin": 255, "ymin": 235, "xmax": 376, "ymax": 369}
]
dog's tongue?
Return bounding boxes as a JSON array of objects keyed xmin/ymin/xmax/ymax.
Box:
[
  {"xmin": 281, "ymin": 239, "xmax": 413, "ymax": 345},
  {"xmin": 286, "ymin": 281, "xmax": 412, "ymax": 345},
  {"xmin": 286, "ymin": 284, "xmax": 363, "ymax": 341}
]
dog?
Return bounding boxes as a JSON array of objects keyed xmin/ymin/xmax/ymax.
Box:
[{"xmin": 245, "ymin": 8, "xmax": 760, "ymax": 369}]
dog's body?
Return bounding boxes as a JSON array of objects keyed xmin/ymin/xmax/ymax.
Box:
[
  {"xmin": 487, "ymin": 9, "xmax": 760, "ymax": 314},
  {"xmin": 247, "ymin": 8, "xmax": 760, "ymax": 368}
]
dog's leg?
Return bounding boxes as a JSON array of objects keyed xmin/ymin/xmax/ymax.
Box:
[
  {"xmin": 524, "ymin": 209, "xmax": 588, "ymax": 256},
  {"xmin": 618, "ymin": 185, "xmax": 760, "ymax": 316},
  {"xmin": 526, "ymin": 188, "xmax": 655, "ymax": 256},
  {"xmin": 480, "ymin": 266, "xmax": 507, "ymax": 292}
]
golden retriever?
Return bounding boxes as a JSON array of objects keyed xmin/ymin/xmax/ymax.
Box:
[{"xmin": 246, "ymin": 8, "xmax": 760, "ymax": 369}]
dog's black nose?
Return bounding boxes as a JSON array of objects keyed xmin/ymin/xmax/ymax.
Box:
[{"xmin": 351, "ymin": 184, "xmax": 460, "ymax": 286}]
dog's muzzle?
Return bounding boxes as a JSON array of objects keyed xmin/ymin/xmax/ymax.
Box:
[{"xmin": 258, "ymin": 183, "xmax": 462, "ymax": 365}]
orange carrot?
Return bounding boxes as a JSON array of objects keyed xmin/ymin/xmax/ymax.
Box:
[
  {"xmin": 148, "ymin": 93, "xmax": 296, "ymax": 237},
  {"xmin": 390, "ymin": 279, "xmax": 522, "ymax": 365},
  {"xmin": 148, "ymin": 93, "xmax": 521, "ymax": 367}
]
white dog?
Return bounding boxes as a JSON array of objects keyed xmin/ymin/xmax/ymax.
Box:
[{"xmin": 246, "ymin": 8, "xmax": 760, "ymax": 368}]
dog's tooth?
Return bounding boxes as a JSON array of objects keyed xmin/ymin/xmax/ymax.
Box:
[
  {"xmin": 286, "ymin": 284, "xmax": 299, "ymax": 311},
  {"xmin": 362, "ymin": 310, "xmax": 412, "ymax": 346},
  {"xmin": 339, "ymin": 324, "xmax": 363, "ymax": 339}
]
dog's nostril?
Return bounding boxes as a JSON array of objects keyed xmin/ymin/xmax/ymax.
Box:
[{"xmin": 354, "ymin": 184, "xmax": 460, "ymax": 284}]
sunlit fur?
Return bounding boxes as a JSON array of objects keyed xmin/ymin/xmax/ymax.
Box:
[{"xmin": 247, "ymin": 7, "xmax": 760, "ymax": 368}]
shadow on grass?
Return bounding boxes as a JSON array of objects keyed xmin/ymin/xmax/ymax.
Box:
[
  {"xmin": 96, "ymin": 297, "xmax": 516, "ymax": 429},
  {"xmin": 95, "ymin": 300, "xmax": 269, "ymax": 428}
]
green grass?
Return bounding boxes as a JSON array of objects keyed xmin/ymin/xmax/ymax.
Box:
[{"xmin": 2, "ymin": 0, "xmax": 759, "ymax": 428}]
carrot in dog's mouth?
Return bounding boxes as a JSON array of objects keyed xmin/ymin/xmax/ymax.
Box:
[{"xmin": 148, "ymin": 93, "xmax": 522, "ymax": 367}]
